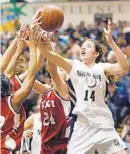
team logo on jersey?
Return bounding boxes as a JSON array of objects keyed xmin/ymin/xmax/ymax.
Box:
[
  {"xmin": 86, "ymin": 76, "xmax": 97, "ymax": 88},
  {"xmin": 114, "ymin": 139, "xmax": 120, "ymax": 147},
  {"xmin": 0, "ymin": 115, "xmax": 5, "ymax": 128}
]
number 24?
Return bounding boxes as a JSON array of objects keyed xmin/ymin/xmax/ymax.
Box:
[{"xmin": 43, "ymin": 112, "xmax": 56, "ymax": 126}]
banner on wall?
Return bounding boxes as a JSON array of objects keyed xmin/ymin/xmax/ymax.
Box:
[
  {"xmin": 1, "ymin": 1, "xmax": 130, "ymax": 28},
  {"xmin": 0, "ymin": 0, "xmax": 26, "ymax": 32}
]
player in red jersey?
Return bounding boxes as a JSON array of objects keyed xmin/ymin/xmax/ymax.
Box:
[
  {"xmin": 39, "ymin": 61, "xmax": 71, "ymax": 154},
  {"xmin": 19, "ymin": 57, "xmax": 72, "ymax": 154},
  {"xmin": 10, "ymin": 75, "xmax": 22, "ymax": 92},
  {"xmin": 1, "ymin": 24, "xmax": 29, "ymax": 93},
  {"xmin": 0, "ymin": 25, "xmax": 38, "ymax": 154}
]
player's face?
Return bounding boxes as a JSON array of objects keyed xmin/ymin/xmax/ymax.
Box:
[{"xmin": 80, "ymin": 40, "xmax": 99, "ymax": 63}]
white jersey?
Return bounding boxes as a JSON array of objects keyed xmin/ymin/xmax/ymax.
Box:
[
  {"xmin": 31, "ymin": 113, "xmax": 42, "ymax": 154},
  {"xmin": 69, "ymin": 59, "xmax": 114, "ymax": 127}
]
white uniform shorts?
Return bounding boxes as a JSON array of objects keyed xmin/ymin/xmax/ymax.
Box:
[{"xmin": 67, "ymin": 120, "xmax": 126, "ymax": 154}]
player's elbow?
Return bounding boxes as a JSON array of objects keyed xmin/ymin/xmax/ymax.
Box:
[
  {"xmin": 118, "ymin": 61, "xmax": 129, "ymax": 75},
  {"xmin": 47, "ymin": 64, "xmax": 57, "ymax": 74},
  {"xmin": 22, "ymin": 78, "xmax": 35, "ymax": 93},
  {"xmin": 121, "ymin": 68, "xmax": 129, "ymax": 75},
  {"xmin": 1, "ymin": 64, "xmax": 6, "ymax": 73},
  {"xmin": 21, "ymin": 87, "xmax": 31, "ymax": 97},
  {"xmin": 122, "ymin": 63, "xmax": 129, "ymax": 75},
  {"xmin": 125, "ymin": 60, "xmax": 129, "ymax": 69}
]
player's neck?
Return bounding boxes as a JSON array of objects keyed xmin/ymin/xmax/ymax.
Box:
[{"xmin": 84, "ymin": 59, "xmax": 96, "ymax": 68}]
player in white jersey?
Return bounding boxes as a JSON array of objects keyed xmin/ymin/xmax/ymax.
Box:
[
  {"xmin": 24, "ymin": 113, "xmax": 42, "ymax": 154},
  {"xmin": 35, "ymin": 18, "xmax": 129, "ymax": 154}
]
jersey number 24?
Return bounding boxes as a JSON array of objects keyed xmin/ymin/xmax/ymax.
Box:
[{"xmin": 43, "ymin": 112, "xmax": 56, "ymax": 126}]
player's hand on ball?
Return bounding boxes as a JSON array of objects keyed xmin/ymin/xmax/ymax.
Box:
[
  {"xmin": 32, "ymin": 9, "xmax": 43, "ymax": 26},
  {"xmin": 33, "ymin": 5, "xmax": 64, "ymax": 32},
  {"xmin": 32, "ymin": 8, "xmax": 42, "ymax": 21},
  {"xmin": 103, "ymin": 19, "xmax": 113, "ymax": 44}
]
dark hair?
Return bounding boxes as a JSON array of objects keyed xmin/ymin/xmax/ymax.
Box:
[
  {"xmin": 126, "ymin": 130, "xmax": 130, "ymax": 136},
  {"xmin": 0, "ymin": 73, "xmax": 12, "ymax": 99},
  {"xmin": 88, "ymin": 39, "xmax": 120, "ymax": 84},
  {"xmin": 89, "ymin": 39, "xmax": 103, "ymax": 63}
]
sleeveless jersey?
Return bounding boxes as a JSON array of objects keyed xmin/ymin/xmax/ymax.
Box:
[
  {"xmin": 0, "ymin": 96, "xmax": 26, "ymax": 151},
  {"xmin": 31, "ymin": 113, "xmax": 42, "ymax": 154},
  {"xmin": 40, "ymin": 89, "xmax": 71, "ymax": 151},
  {"xmin": 69, "ymin": 59, "xmax": 114, "ymax": 127},
  {"xmin": 10, "ymin": 75, "xmax": 21, "ymax": 92}
]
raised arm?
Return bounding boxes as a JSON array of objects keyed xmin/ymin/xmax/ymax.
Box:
[
  {"xmin": 24, "ymin": 114, "xmax": 34, "ymax": 130},
  {"xmin": 103, "ymin": 19, "xmax": 129, "ymax": 75},
  {"xmin": 18, "ymin": 71, "xmax": 50, "ymax": 95},
  {"xmin": 4, "ymin": 29, "xmax": 26, "ymax": 78},
  {"xmin": 17, "ymin": 48, "xmax": 44, "ymax": 82},
  {"xmin": 47, "ymin": 60, "xmax": 70, "ymax": 100},
  {"xmin": 11, "ymin": 25, "xmax": 38, "ymax": 112},
  {"xmin": 37, "ymin": 33, "xmax": 72, "ymax": 74},
  {"xmin": 32, "ymin": 11, "xmax": 72, "ymax": 73},
  {"xmin": 18, "ymin": 48, "xmax": 50, "ymax": 95},
  {"xmin": 1, "ymin": 24, "xmax": 29, "ymax": 73},
  {"xmin": 1, "ymin": 38, "xmax": 17, "ymax": 73}
]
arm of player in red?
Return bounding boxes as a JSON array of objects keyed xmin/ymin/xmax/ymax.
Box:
[
  {"xmin": 10, "ymin": 25, "xmax": 38, "ymax": 112},
  {"xmin": 1, "ymin": 24, "xmax": 29, "ymax": 73}
]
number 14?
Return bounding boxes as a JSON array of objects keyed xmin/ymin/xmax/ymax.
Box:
[{"xmin": 84, "ymin": 90, "xmax": 95, "ymax": 101}]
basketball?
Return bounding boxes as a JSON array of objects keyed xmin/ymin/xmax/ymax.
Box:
[{"xmin": 36, "ymin": 5, "xmax": 64, "ymax": 32}]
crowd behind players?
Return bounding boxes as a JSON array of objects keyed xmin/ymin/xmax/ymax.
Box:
[{"xmin": 1, "ymin": 19, "xmax": 130, "ymax": 153}]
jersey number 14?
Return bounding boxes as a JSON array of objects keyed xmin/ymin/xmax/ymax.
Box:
[{"xmin": 84, "ymin": 90, "xmax": 95, "ymax": 101}]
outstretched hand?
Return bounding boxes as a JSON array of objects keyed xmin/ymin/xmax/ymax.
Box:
[
  {"xmin": 40, "ymin": 31, "xmax": 50, "ymax": 45},
  {"xmin": 103, "ymin": 19, "xmax": 113, "ymax": 44},
  {"xmin": 17, "ymin": 24, "xmax": 30, "ymax": 39},
  {"xmin": 32, "ymin": 8, "xmax": 43, "ymax": 26},
  {"xmin": 23, "ymin": 25, "xmax": 40, "ymax": 49},
  {"xmin": 38, "ymin": 31, "xmax": 53, "ymax": 51},
  {"xmin": 16, "ymin": 24, "xmax": 30, "ymax": 51}
]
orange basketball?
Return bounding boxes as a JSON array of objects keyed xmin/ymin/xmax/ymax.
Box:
[{"xmin": 36, "ymin": 5, "xmax": 64, "ymax": 32}]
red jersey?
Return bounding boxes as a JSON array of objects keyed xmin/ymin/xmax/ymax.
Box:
[
  {"xmin": 0, "ymin": 96, "xmax": 26, "ymax": 151},
  {"xmin": 10, "ymin": 75, "xmax": 21, "ymax": 92},
  {"xmin": 40, "ymin": 89, "xmax": 71, "ymax": 154}
]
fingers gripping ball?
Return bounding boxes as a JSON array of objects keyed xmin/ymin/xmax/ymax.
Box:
[{"xmin": 35, "ymin": 5, "xmax": 64, "ymax": 32}]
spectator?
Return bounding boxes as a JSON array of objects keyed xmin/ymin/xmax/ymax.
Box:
[
  {"xmin": 122, "ymin": 116, "xmax": 130, "ymax": 138},
  {"xmin": 66, "ymin": 22, "xmax": 75, "ymax": 37},
  {"xmin": 112, "ymin": 23, "xmax": 119, "ymax": 40},
  {"xmin": 107, "ymin": 83, "xmax": 129, "ymax": 128},
  {"xmin": 123, "ymin": 21, "xmax": 130, "ymax": 45},
  {"xmin": 123, "ymin": 130, "xmax": 130, "ymax": 154}
]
